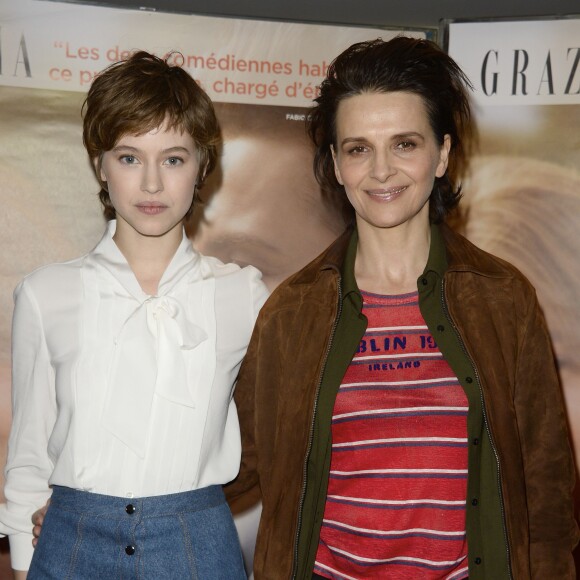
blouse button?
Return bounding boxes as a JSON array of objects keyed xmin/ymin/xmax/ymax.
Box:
[
  {"xmin": 125, "ymin": 545, "xmax": 136, "ymax": 556},
  {"xmin": 125, "ymin": 504, "xmax": 136, "ymax": 515},
  {"xmin": 475, "ymin": 557, "xmax": 482, "ymax": 565}
]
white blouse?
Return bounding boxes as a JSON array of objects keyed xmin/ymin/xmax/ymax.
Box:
[{"xmin": 0, "ymin": 221, "xmax": 269, "ymax": 570}]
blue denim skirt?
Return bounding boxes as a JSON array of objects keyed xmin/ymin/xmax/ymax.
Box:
[{"xmin": 28, "ymin": 485, "xmax": 247, "ymax": 579}]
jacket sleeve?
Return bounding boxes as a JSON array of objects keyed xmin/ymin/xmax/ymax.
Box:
[
  {"xmin": 0, "ymin": 280, "xmax": 55, "ymax": 571},
  {"xmin": 514, "ymin": 286, "xmax": 579, "ymax": 578},
  {"xmin": 224, "ymin": 308, "xmax": 263, "ymax": 509}
]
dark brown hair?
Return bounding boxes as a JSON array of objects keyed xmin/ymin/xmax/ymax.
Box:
[
  {"xmin": 83, "ymin": 50, "xmax": 221, "ymax": 220},
  {"xmin": 308, "ymin": 36, "xmax": 477, "ymax": 223}
]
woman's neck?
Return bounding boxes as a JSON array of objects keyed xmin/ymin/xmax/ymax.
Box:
[
  {"xmin": 354, "ymin": 219, "xmax": 431, "ymax": 296},
  {"xmin": 113, "ymin": 223, "xmax": 183, "ymax": 296}
]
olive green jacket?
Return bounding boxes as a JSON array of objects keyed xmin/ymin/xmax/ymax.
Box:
[{"xmin": 227, "ymin": 224, "xmax": 578, "ymax": 579}]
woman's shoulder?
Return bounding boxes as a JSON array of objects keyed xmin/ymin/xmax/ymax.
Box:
[
  {"xmin": 443, "ymin": 226, "xmax": 539, "ymax": 310},
  {"xmin": 16, "ymin": 254, "xmax": 88, "ymax": 298},
  {"xmin": 200, "ymin": 253, "xmax": 264, "ymax": 285},
  {"xmin": 197, "ymin": 254, "xmax": 269, "ymax": 320},
  {"xmin": 444, "ymin": 225, "xmax": 531, "ymax": 280}
]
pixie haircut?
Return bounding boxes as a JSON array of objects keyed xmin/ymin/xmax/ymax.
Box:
[
  {"xmin": 308, "ymin": 36, "xmax": 477, "ymax": 223},
  {"xmin": 83, "ymin": 50, "xmax": 221, "ymax": 220}
]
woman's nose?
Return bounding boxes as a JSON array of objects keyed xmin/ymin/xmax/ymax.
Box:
[
  {"xmin": 141, "ymin": 165, "xmax": 163, "ymax": 194},
  {"xmin": 370, "ymin": 151, "xmax": 395, "ymax": 182}
]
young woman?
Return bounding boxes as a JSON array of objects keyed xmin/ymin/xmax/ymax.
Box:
[
  {"xmin": 227, "ymin": 37, "xmax": 578, "ymax": 579},
  {"xmin": 0, "ymin": 51, "xmax": 268, "ymax": 579}
]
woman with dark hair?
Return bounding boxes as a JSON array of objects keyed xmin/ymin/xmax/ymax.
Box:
[
  {"xmin": 227, "ymin": 37, "xmax": 578, "ymax": 579},
  {"xmin": 0, "ymin": 51, "xmax": 267, "ymax": 579}
]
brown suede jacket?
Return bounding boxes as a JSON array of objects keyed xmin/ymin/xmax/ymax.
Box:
[{"xmin": 226, "ymin": 224, "xmax": 578, "ymax": 579}]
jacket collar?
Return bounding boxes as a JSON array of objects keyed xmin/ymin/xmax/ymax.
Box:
[
  {"xmin": 290, "ymin": 221, "xmax": 512, "ymax": 287},
  {"xmin": 340, "ymin": 227, "xmax": 360, "ymax": 297},
  {"xmin": 424, "ymin": 222, "xmax": 448, "ymax": 278},
  {"xmin": 439, "ymin": 223, "xmax": 513, "ymax": 278},
  {"xmin": 290, "ymin": 226, "xmax": 352, "ymax": 286}
]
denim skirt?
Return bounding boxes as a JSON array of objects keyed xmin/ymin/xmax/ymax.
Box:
[{"xmin": 28, "ymin": 485, "xmax": 247, "ymax": 579}]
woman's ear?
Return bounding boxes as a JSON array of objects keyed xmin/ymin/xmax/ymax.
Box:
[
  {"xmin": 93, "ymin": 155, "xmax": 106, "ymax": 183},
  {"xmin": 196, "ymin": 168, "xmax": 206, "ymax": 190},
  {"xmin": 331, "ymin": 144, "xmax": 344, "ymax": 186},
  {"xmin": 436, "ymin": 134, "xmax": 452, "ymax": 178}
]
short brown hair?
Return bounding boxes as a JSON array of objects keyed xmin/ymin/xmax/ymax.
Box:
[
  {"xmin": 83, "ymin": 50, "xmax": 221, "ymax": 220},
  {"xmin": 308, "ymin": 37, "xmax": 477, "ymax": 224}
]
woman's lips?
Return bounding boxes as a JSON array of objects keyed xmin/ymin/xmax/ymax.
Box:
[
  {"xmin": 365, "ymin": 185, "xmax": 408, "ymax": 200},
  {"xmin": 136, "ymin": 202, "xmax": 168, "ymax": 215}
]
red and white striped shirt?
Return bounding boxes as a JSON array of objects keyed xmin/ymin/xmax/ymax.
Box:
[{"xmin": 314, "ymin": 290, "xmax": 469, "ymax": 579}]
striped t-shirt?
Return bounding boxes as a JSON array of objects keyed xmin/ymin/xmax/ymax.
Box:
[{"xmin": 314, "ymin": 290, "xmax": 469, "ymax": 579}]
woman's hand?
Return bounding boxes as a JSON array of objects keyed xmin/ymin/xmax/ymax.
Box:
[
  {"xmin": 31, "ymin": 499, "xmax": 50, "ymax": 547},
  {"xmin": 10, "ymin": 500, "xmax": 51, "ymax": 579}
]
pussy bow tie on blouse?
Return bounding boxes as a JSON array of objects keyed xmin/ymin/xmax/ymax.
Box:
[{"xmin": 102, "ymin": 289, "xmax": 213, "ymax": 458}]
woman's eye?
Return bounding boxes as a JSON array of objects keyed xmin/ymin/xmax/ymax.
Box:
[
  {"xmin": 396, "ymin": 141, "xmax": 415, "ymax": 151},
  {"xmin": 166, "ymin": 157, "xmax": 183, "ymax": 166},
  {"xmin": 120, "ymin": 155, "xmax": 137, "ymax": 164},
  {"xmin": 347, "ymin": 145, "xmax": 367, "ymax": 155}
]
